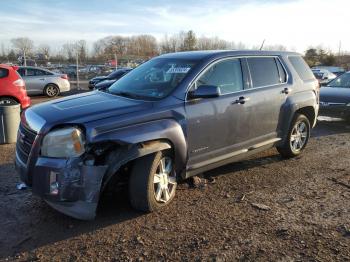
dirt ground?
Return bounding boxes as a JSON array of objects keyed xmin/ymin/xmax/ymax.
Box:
[{"xmin": 0, "ymin": 94, "xmax": 349, "ymax": 261}]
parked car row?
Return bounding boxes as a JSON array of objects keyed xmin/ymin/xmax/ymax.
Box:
[
  {"xmin": 58, "ymin": 64, "xmax": 115, "ymax": 79},
  {"xmin": 88, "ymin": 67, "xmax": 132, "ymax": 90}
]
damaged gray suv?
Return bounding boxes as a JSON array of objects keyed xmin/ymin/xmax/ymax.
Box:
[{"xmin": 16, "ymin": 51, "xmax": 319, "ymax": 220}]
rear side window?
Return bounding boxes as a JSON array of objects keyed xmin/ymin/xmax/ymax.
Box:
[
  {"xmin": 288, "ymin": 56, "xmax": 314, "ymax": 81},
  {"xmin": 35, "ymin": 69, "xmax": 46, "ymax": 76},
  {"xmin": 247, "ymin": 57, "xmax": 281, "ymax": 87},
  {"xmin": 196, "ymin": 58, "xmax": 243, "ymax": 94},
  {"xmin": 0, "ymin": 68, "xmax": 9, "ymax": 78},
  {"xmin": 26, "ymin": 69, "xmax": 36, "ymax": 76}
]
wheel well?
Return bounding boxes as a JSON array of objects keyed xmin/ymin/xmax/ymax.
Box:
[
  {"xmin": 45, "ymin": 83, "xmax": 59, "ymax": 89},
  {"xmin": 0, "ymin": 96, "xmax": 20, "ymax": 103},
  {"xmin": 295, "ymin": 106, "xmax": 316, "ymax": 125},
  {"xmin": 98, "ymin": 139, "xmax": 174, "ymax": 195}
]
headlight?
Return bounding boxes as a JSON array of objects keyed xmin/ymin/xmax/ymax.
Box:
[
  {"xmin": 41, "ymin": 127, "xmax": 85, "ymax": 158},
  {"xmin": 347, "ymin": 103, "xmax": 350, "ymax": 107}
]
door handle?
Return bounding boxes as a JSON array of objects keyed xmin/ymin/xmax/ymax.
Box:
[
  {"xmin": 282, "ymin": 87, "xmax": 291, "ymax": 94},
  {"xmin": 232, "ymin": 96, "xmax": 250, "ymax": 105},
  {"xmin": 39, "ymin": 78, "xmax": 45, "ymax": 80}
]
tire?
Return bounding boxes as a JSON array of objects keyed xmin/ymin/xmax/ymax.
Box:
[
  {"xmin": 277, "ymin": 113, "xmax": 311, "ymax": 158},
  {"xmin": 129, "ymin": 151, "xmax": 177, "ymax": 212},
  {"xmin": 44, "ymin": 84, "xmax": 60, "ymax": 97},
  {"xmin": 0, "ymin": 98, "xmax": 19, "ymax": 106}
]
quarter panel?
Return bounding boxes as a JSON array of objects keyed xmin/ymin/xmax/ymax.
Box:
[{"xmin": 278, "ymin": 89, "xmax": 318, "ymax": 142}]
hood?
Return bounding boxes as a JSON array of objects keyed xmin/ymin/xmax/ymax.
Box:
[
  {"xmin": 320, "ymin": 87, "xmax": 350, "ymax": 104},
  {"xmin": 27, "ymin": 91, "xmax": 152, "ymax": 132},
  {"xmin": 90, "ymin": 76, "xmax": 108, "ymax": 82}
]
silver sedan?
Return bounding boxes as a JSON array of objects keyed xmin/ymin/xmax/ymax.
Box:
[{"xmin": 17, "ymin": 66, "xmax": 70, "ymax": 97}]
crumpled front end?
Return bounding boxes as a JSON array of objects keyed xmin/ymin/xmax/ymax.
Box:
[
  {"xmin": 16, "ymin": 150, "xmax": 107, "ymax": 220},
  {"xmin": 35, "ymin": 157, "xmax": 107, "ymax": 220}
]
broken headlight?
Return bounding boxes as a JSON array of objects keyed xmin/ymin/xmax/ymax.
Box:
[{"xmin": 41, "ymin": 127, "xmax": 85, "ymax": 158}]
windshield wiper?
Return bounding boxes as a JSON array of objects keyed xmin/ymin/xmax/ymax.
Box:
[{"xmin": 111, "ymin": 91, "xmax": 148, "ymax": 100}]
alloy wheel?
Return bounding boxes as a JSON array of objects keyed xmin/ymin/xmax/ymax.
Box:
[
  {"xmin": 153, "ymin": 156, "xmax": 176, "ymax": 203},
  {"xmin": 290, "ymin": 120, "xmax": 308, "ymax": 152},
  {"xmin": 46, "ymin": 85, "xmax": 59, "ymax": 97}
]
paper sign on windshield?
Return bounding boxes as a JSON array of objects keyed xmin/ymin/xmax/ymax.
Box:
[{"xmin": 166, "ymin": 67, "xmax": 191, "ymax": 74}]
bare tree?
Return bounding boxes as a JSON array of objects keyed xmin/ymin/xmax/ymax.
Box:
[
  {"xmin": 182, "ymin": 30, "xmax": 197, "ymax": 51},
  {"xmin": 197, "ymin": 36, "xmax": 228, "ymax": 50},
  {"xmin": 0, "ymin": 43, "xmax": 6, "ymax": 59},
  {"xmin": 62, "ymin": 42, "xmax": 76, "ymax": 62},
  {"xmin": 38, "ymin": 44, "xmax": 51, "ymax": 60},
  {"xmin": 75, "ymin": 40, "xmax": 87, "ymax": 63},
  {"xmin": 129, "ymin": 35, "xmax": 158, "ymax": 57},
  {"xmin": 11, "ymin": 37, "xmax": 34, "ymax": 66}
]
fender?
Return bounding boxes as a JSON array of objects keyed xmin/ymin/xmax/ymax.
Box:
[
  {"xmin": 90, "ymin": 118, "xmax": 188, "ymax": 177},
  {"xmin": 278, "ymin": 90, "xmax": 318, "ymax": 144}
]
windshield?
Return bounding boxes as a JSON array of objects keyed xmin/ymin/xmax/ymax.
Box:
[
  {"xmin": 327, "ymin": 73, "xmax": 350, "ymax": 88},
  {"xmin": 108, "ymin": 58, "xmax": 197, "ymax": 100}
]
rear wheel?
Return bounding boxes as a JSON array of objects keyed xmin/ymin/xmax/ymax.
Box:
[
  {"xmin": 129, "ymin": 151, "xmax": 177, "ymax": 212},
  {"xmin": 0, "ymin": 98, "xmax": 18, "ymax": 106},
  {"xmin": 44, "ymin": 84, "xmax": 60, "ymax": 97},
  {"xmin": 277, "ymin": 114, "xmax": 310, "ymax": 158}
]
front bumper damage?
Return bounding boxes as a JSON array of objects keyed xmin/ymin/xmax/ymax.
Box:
[{"xmin": 16, "ymin": 155, "xmax": 107, "ymax": 220}]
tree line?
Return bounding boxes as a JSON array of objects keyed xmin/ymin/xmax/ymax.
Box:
[{"xmin": 0, "ymin": 30, "xmax": 346, "ymax": 68}]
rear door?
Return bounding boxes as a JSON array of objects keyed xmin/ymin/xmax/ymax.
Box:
[{"xmin": 239, "ymin": 56, "xmax": 289, "ymax": 143}]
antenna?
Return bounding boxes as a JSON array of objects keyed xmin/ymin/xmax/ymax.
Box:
[{"xmin": 259, "ymin": 39, "xmax": 265, "ymax": 50}]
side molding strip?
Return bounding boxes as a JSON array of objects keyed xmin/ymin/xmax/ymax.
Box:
[{"xmin": 188, "ymin": 138, "xmax": 281, "ymax": 171}]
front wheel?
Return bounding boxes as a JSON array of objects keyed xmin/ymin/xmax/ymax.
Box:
[
  {"xmin": 277, "ymin": 114, "xmax": 310, "ymax": 158},
  {"xmin": 129, "ymin": 151, "xmax": 177, "ymax": 212}
]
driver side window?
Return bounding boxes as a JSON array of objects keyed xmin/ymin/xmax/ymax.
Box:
[{"xmin": 195, "ymin": 58, "xmax": 243, "ymax": 94}]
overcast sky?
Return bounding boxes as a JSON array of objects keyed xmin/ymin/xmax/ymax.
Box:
[{"xmin": 0, "ymin": 0, "xmax": 348, "ymax": 53}]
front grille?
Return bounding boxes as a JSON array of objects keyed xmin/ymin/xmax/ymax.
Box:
[{"xmin": 16, "ymin": 124, "xmax": 37, "ymax": 164}]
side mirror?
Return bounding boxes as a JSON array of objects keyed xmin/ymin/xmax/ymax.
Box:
[{"xmin": 188, "ymin": 85, "xmax": 221, "ymax": 99}]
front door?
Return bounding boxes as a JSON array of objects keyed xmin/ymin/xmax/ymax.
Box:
[
  {"xmin": 185, "ymin": 57, "xmax": 247, "ymax": 167},
  {"xmin": 20, "ymin": 68, "xmax": 45, "ymax": 94}
]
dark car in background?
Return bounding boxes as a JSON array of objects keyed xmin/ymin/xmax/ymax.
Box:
[
  {"xmin": 15, "ymin": 50, "xmax": 318, "ymax": 220},
  {"xmin": 312, "ymin": 66, "xmax": 345, "ymax": 77},
  {"xmin": 88, "ymin": 67, "xmax": 132, "ymax": 90},
  {"xmin": 319, "ymin": 71, "xmax": 350, "ymax": 120}
]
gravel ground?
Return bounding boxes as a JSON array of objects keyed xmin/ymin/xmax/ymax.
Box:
[{"xmin": 0, "ymin": 94, "xmax": 349, "ymax": 261}]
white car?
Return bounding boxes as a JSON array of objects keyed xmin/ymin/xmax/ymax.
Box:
[{"xmin": 17, "ymin": 66, "xmax": 71, "ymax": 97}]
